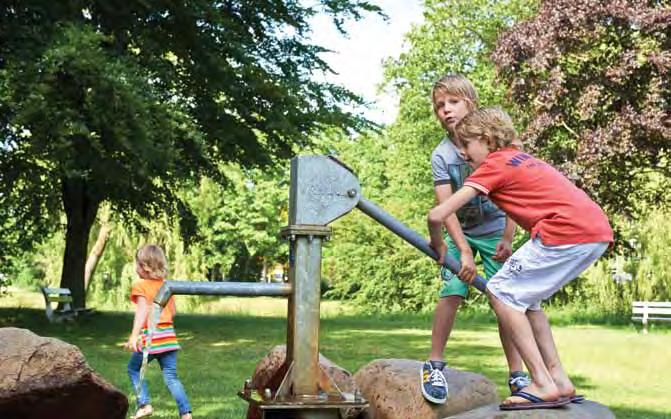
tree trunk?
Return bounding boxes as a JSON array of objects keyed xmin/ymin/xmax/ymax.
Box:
[
  {"xmin": 60, "ymin": 177, "xmax": 99, "ymax": 309},
  {"xmin": 84, "ymin": 225, "xmax": 111, "ymax": 292}
]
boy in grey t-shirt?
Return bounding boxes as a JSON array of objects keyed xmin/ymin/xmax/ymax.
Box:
[
  {"xmin": 431, "ymin": 138, "xmax": 505, "ymax": 236},
  {"xmin": 421, "ymin": 74, "xmax": 527, "ymax": 405}
]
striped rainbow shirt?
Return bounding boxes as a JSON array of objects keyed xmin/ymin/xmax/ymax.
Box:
[{"xmin": 138, "ymin": 322, "xmax": 181, "ymax": 354}]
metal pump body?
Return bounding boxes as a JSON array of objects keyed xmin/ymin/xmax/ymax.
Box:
[{"xmin": 153, "ymin": 155, "xmax": 487, "ymax": 419}]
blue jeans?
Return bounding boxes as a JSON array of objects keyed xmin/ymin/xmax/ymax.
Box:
[{"xmin": 127, "ymin": 350, "xmax": 192, "ymax": 415}]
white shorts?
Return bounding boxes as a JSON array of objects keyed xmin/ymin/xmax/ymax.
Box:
[{"xmin": 486, "ymin": 237, "xmax": 609, "ymax": 312}]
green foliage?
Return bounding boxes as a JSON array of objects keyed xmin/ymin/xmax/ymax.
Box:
[
  {"xmin": 6, "ymin": 0, "xmax": 669, "ymax": 316},
  {"xmin": 385, "ymin": 0, "xmax": 538, "ymax": 125},
  {"xmin": 313, "ymin": 131, "xmax": 434, "ymax": 311},
  {"xmin": 551, "ymin": 209, "xmax": 671, "ymax": 314},
  {"xmin": 0, "ymin": 0, "xmax": 380, "ymax": 306},
  {"xmin": 1, "ymin": 22, "xmax": 196, "ymax": 224},
  {"xmin": 492, "ymin": 0, "xmax": 671, "ymax": 215},
  {"xmin": 8, "ymin": 164, "xmax": 292, "ymax": 308},
  {"xmin": 187, "ymin": 166, "xmax": 289, "ymax": 281}
]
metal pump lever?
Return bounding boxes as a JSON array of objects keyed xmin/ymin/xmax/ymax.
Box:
[
  {"xmin": 355, "ymin": 197, "xmax": 487, "ymax": 292},
  {"xmin": 324, "ymin": 155, "xmax": 487, "ymax": 293}
]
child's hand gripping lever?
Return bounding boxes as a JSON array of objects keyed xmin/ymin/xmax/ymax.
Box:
[
  {"xmin": 431, "ymin": 244, "xmax": 487, "ymax": 292},
  {"xmin": 356, "ymin": 197, "xmax": 488, "ymax": 293}
]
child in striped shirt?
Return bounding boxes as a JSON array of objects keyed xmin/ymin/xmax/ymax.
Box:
[{"xmin": 125, "ymin": 244, "xmax": 192, "ymax": 419}]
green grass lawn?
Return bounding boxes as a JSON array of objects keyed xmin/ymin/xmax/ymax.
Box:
[{"xmin": 1, "ymin": 290, "xmax": 670, "ymax": 418}]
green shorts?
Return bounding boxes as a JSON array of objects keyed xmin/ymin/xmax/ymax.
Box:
[{"xmin": 439, "ymin": 233, "xmax": 504, "ymax": 298}]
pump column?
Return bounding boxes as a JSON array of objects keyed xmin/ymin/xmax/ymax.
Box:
[{"xmin": 281, "ymin": 225, "xmax": 331, "ymax": 398}]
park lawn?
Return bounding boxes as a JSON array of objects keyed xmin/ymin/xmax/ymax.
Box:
[{"xmin": 1, "ymin": 293, "xmax": 669, "ymax": 419}]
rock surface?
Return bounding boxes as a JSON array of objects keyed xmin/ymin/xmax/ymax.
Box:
[
  {"xmin": 354, "ymin": 359, "xmax": 498, "ymax": 419},
  {"xmin": 251, "ymin": 344, "xmax": 357, "ymax": 393},
  {"xmin": 447, "ymin": 400, "xmax": 616, "ymax": 418},
  {"xmin": 248, "ymin": 344, "xmax": 360, "ymax": 419},
  {"xmin": 0, "ymin": 327, "xmax": 128, "ymax": 419}
]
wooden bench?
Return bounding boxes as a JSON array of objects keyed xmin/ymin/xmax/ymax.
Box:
[
  {"xmin": 41, "ymin": 287, "xmax": 76, "ymax": 323},
  {"xmin": 632, "ymin": 301, "xmax": 671, "ymax": 333},
  {"xmin": 40, "ymin": 287, "xmax": 94, "ymax": 323}
]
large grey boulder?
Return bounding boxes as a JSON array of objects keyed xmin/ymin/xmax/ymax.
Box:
[
  {"xmin": 353, "ymin": 359, "xmax": 498, "ymax": 419},
  {"xmin": 0, "ymin": 327, "xmax": 128, "ymax": 419},
  {"xmin": 447, "ymin": 400, "xmax": 615, "ymax": 418},
  {"xmin": 247, "ymin": 344, "xmax": 361, "ymax": 419}
]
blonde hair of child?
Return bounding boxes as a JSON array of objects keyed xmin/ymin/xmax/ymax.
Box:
[
  {"xmin": 432, "ymin": 74, "xmax": 479, "ymax": 114},
  {"xmin": 136, "ymin": 244, "xmax": 169, "ymax": 280},
  {"xmin": 455, "ymin": 107, "xmax": 518, "ymax": 151}
]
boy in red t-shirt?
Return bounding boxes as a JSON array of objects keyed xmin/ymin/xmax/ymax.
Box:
[{"xmin": 427, "ymin": 107, "xmax": 612, "ymax": 411}]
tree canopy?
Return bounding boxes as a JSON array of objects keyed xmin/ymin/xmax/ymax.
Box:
[
  {"xmin": 0, "ymin": 0, "xmax": 380, "ymax": 306},
  {"xmin": 493, "ymin": 0, "xmax": 671, "ymax": 215},
  {"xmin": 5, "ymin": 0, "xmax": 671, "ymax": 315}
]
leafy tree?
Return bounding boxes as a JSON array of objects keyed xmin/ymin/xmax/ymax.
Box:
[
  {"xmin": 0, "ymin": 0, "xmax": 379, "ymax": 307},
  {"xmin": 385, "ymin": 0, "xmax": 537, "ymax": 125},
  {"xmin": 187, "ymin": 167, "xmax": 290, "ymax": 282},
  {"xmin": 492, "ymin": 0, "xmax": 671, "ymax": 215}
]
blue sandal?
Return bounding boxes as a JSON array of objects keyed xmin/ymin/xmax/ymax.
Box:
[
  {"xmin": 570, "ymin": 394, "xmax": 586, "ymax": 403},
  {"xmin": 500, "ymin": 391, "xmax": 571, "ymax": 410},
  {"xmin": 508, "ymin": 372, "xmax": 585, "ymax": 404}
]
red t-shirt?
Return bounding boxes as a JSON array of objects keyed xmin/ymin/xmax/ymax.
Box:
[{"xmin": 463, "ymin": 148, "xmax": 613, "ymax": 245}]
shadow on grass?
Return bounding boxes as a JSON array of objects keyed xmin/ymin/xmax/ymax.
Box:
[{"xmin": 567, "ymin": 374, "xmax": 595, "ymax": 391}]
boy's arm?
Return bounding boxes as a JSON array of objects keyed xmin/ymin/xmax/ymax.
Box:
[
  {"xmin": 434, "ymin": 184, "xmax": 471, "ymax": 256},
  {"xmin": 429, "ymin": 185, "xmax": 480, "ymax": 282},
  {"xmin": 494, "ymin": 216, "xmax": 516, "ymax": 262},
  {"xmin": 125, "ymin": 295, "xmax": 149, "ymax": 352}
]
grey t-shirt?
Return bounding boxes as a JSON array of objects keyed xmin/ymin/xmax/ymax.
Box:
[{"xmin": 431, "ymin": 137, "xmax": 506, "ymax": 237}]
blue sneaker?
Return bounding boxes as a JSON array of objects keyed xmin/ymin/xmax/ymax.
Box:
[
  {"xmin": 420, "ymin": 360, "xmax": 448, "ymax": 404},
  {"xmin": 508, "ymin": 371, "xmax": 531, "ymax": 394}
]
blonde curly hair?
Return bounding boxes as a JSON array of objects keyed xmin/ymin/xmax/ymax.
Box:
[
  {"xmin": 136, "ymin": 244, "xmax": 169, "ymax": 280},
  {"xmin": 455, "ymin": 107, "xmax": 519, "ymax": 151}
]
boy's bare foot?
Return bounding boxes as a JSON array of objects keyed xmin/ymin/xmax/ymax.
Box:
[
  {"xmin": 548, "ymin": 368, "xmax": 576, "ymax": 399},
  {"xmin": 501, "ymin": 382, "xmax": 561, "ymax": 406},
  {"xmin": 132, "ymin": 404, "xmax": 153, "ymax": 419},
  {"xmin": 553, "ymin": 377, "xmax": 577, "ymax": 399},
  {"xmin": 181, "ymin": 413, "xmax": 192, "ymax": 419}
]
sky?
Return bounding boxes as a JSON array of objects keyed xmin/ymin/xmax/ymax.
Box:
[{"xmin": 308, "ymin": 1, "xmax": 425, "ymax": 125}]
